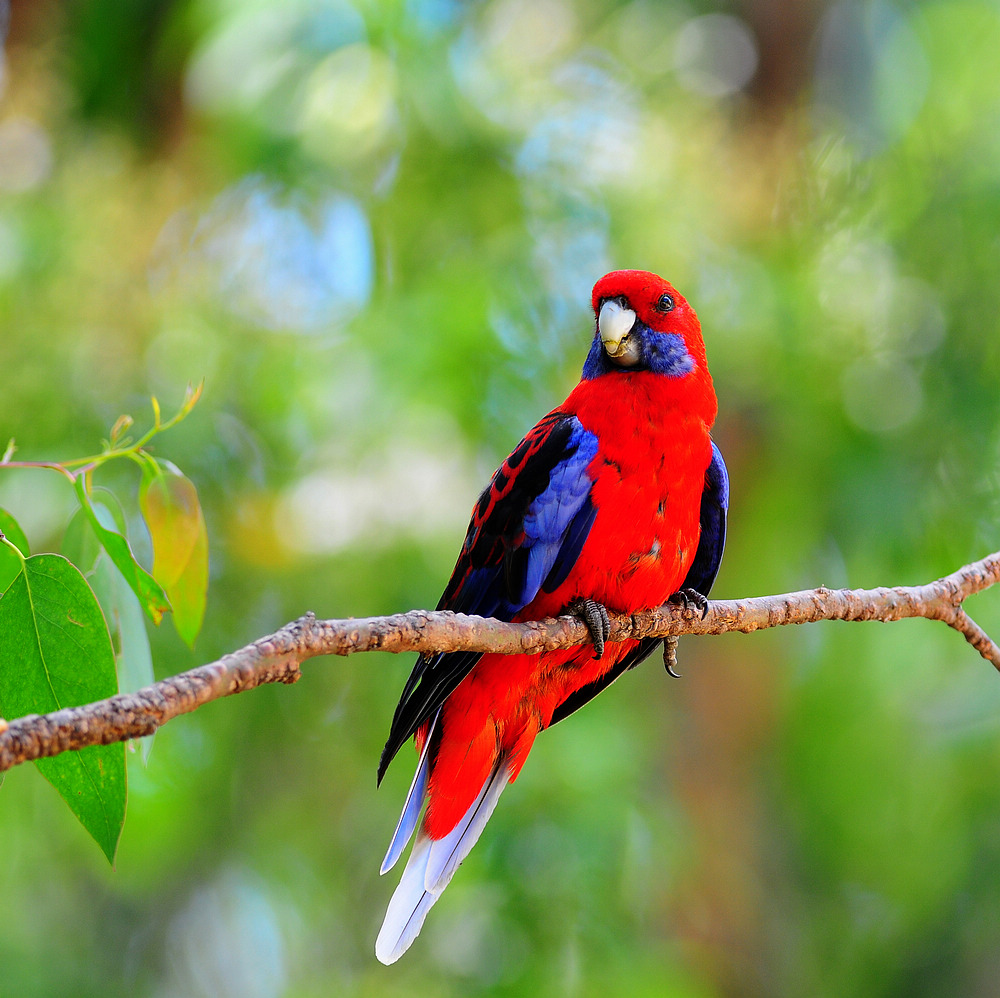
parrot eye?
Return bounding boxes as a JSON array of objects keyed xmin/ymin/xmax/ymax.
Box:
[{"xmin": 655, "ymin": 293, "xmax": 675, "ymax": 312}]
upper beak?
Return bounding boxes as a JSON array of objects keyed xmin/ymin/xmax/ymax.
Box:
[{"xmin": 598, "ymin": 299, "xmax": 638, "ymax": 363}]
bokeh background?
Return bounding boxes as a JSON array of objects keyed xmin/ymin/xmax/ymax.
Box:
[{"xmin": 2, "ymin": 0, "xmax": 1000, "ymax": 994}]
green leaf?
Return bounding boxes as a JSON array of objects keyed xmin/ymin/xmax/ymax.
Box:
[
  {"xmin": 62, "ymin": 492, "xmax": 128, "ymax": 575},
  {"xmin": 89, "ymin": 552, "xmax": 155, "ymax": 761},
  {"xmin": 0, "ymin": 553, "xmax": 125, "ymax": 863},
  {"xmin": 73, "ymin": 478, "xmax": 170, "ymax": 625},
  {"xmin": 62, "ymin": 508, "xmax": 102, "ymax": 576},
  {"xmin": 0, "ymin": 507, "xmax": 29, "ymax": 593},
  {"xmin": 140, "ymin": 469, "xmax": 208, "ymax": 648}
]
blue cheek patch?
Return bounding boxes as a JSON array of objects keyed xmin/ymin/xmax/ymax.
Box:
[
  {"xmin": 581, "ymin": 335, "xmax": 608, "ymax": 380},
  {"xmin": 644, "ymin": 330, "xmax": 695, "ymax": 377}
]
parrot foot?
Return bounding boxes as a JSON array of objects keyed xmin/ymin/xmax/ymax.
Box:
[
  {"xmin": 568, "ymin": 598, "xmax": 611, "ymax": 659},
  {"xmin": 663, "ymin": 636, "xmax": 681, "ymax": 678},
  {"xmin": 669, "ymin": 587, "xmax": 710, "ymax": 619},
  {"xmin": 663, "ymin": 588, "xmax": 709, "ymax": 677}
]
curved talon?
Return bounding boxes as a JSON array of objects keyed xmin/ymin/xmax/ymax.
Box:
[
  {"xmin": 669, "ymin": 587, "xmax": 710, "ymax": 619},
  {"xmin": 663, "ymin": 636, "xmax": 682, "ymax": 678},
  {"xmin": 569, "ymin": 598, "xmax": 611, "ymax": 659}
]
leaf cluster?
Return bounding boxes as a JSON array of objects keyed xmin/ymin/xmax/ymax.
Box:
[{"xmin": 0, "ymin": 386, "xmax": 207, "ymax": 861}]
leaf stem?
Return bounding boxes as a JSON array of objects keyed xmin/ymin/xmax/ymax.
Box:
[
  {"xmin": 0, "ymin": 530, "xmax": 27, "ymax": 564},
  {"xmin": 0, "ymin": 460, "xmax": 77, "ymax": 481},
  {"xmin": 0, "ymin": 386, "xmax": 203, "ymax": 482}
]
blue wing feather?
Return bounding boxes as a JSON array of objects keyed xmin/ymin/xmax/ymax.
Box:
[
  {"xmin": 517, "ymin": 424, "xmax": 598, "ymax": 606},
  {"xmin": 543, "ymin": 495, "xmax": 597, "ymax": 593}
]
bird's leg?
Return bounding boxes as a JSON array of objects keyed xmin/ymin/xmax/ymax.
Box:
[
  {"xmin": 663, "ymin": 588, "xmax": 710, "ymax": 678},
  {"xmin": 663, "ymin": 636, "xmax": 682, "ymax": 678},
  {"xmin": 568, "ymin": 598, "xmax": 611, "ymax": 659}
]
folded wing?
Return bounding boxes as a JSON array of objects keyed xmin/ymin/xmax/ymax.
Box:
[{"xmin": 377, "ymin": 412, "xmax": 600, "ymax": 784}]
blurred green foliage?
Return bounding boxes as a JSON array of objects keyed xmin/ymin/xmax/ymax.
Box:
[{"xmin": 1, "ymin": 0, "xmax": 1000, "ymax": 995}]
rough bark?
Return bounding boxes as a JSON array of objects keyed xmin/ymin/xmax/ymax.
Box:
[{"xmin": 1, "ymin": 551, "xmax": 997, "ymax": 773}]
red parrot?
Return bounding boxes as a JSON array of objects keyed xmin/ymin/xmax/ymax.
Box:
[{"xmin": 375, "ymin": 270, "xmax": 728, "ymax": 963}]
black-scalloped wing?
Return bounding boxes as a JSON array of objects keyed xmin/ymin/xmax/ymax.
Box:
[{"xmin": 377, "ymin": 412, "xmax": 600, "ymax": 783}]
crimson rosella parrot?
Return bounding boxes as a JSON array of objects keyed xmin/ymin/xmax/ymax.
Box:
[{"xmin": 375, "ymin": 270, "xmax": 728, "ymax": 963}]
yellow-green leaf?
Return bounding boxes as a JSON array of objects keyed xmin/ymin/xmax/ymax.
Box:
[{"xmin": 140, "ymin": 470, "xmax": 208, "ymax": 648}]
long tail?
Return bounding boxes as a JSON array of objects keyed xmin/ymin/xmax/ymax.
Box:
[{"xmin": 375, "ymin": 757, "xmax": 510, "ymax": 964}]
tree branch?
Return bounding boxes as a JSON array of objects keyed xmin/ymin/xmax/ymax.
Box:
[{"xmin": 1, "ymin": 551, "xmax": 998, "ymax": 773}]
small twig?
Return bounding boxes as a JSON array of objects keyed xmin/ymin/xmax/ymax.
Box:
[{"xmin": 0, "ymin": 551, "xmax": 998, "ymax": 773}]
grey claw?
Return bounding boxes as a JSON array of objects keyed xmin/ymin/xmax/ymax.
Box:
[
  {"xmin": 569, "ymin": 598, "xmax": 611, "ymax": 659},
  {"xmin": 663, "ymin": 635, "xmax": 682, "ymax": 678}
]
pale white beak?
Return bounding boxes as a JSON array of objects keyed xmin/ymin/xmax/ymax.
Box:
[{"xmin": 598, "ymin": 298, "xmax": 638, "ymax": 362}]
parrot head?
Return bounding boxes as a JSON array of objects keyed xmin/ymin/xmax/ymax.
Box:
[{"xmin": 582, "ymin": 270, "xmax": 707, "ymax": 381}]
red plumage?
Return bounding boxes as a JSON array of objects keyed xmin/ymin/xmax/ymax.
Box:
[
  {"xmin": 375, "ymin": 270, "xmax": 722, "ymax": 963},
  {"xmin": 423, "ymin": 271, "xmax": 716, "ymax": 835}
]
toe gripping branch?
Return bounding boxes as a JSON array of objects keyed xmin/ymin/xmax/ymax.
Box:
[
  {"xmin": 569, "ymin": 598, "xmax": 612, "ymax": 659},
  {"xmin": 669, "ymin": 588, "xmax": 710, "ymax": 617}
]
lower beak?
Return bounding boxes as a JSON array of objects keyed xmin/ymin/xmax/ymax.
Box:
[{"xmin": 598, "ymin": 299, "xmax": 640, "ymax": 366}]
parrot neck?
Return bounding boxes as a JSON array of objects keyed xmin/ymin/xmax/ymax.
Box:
[{"xmin": 562, "ymin": 366, "xmax": 717, "ymax": 431}]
